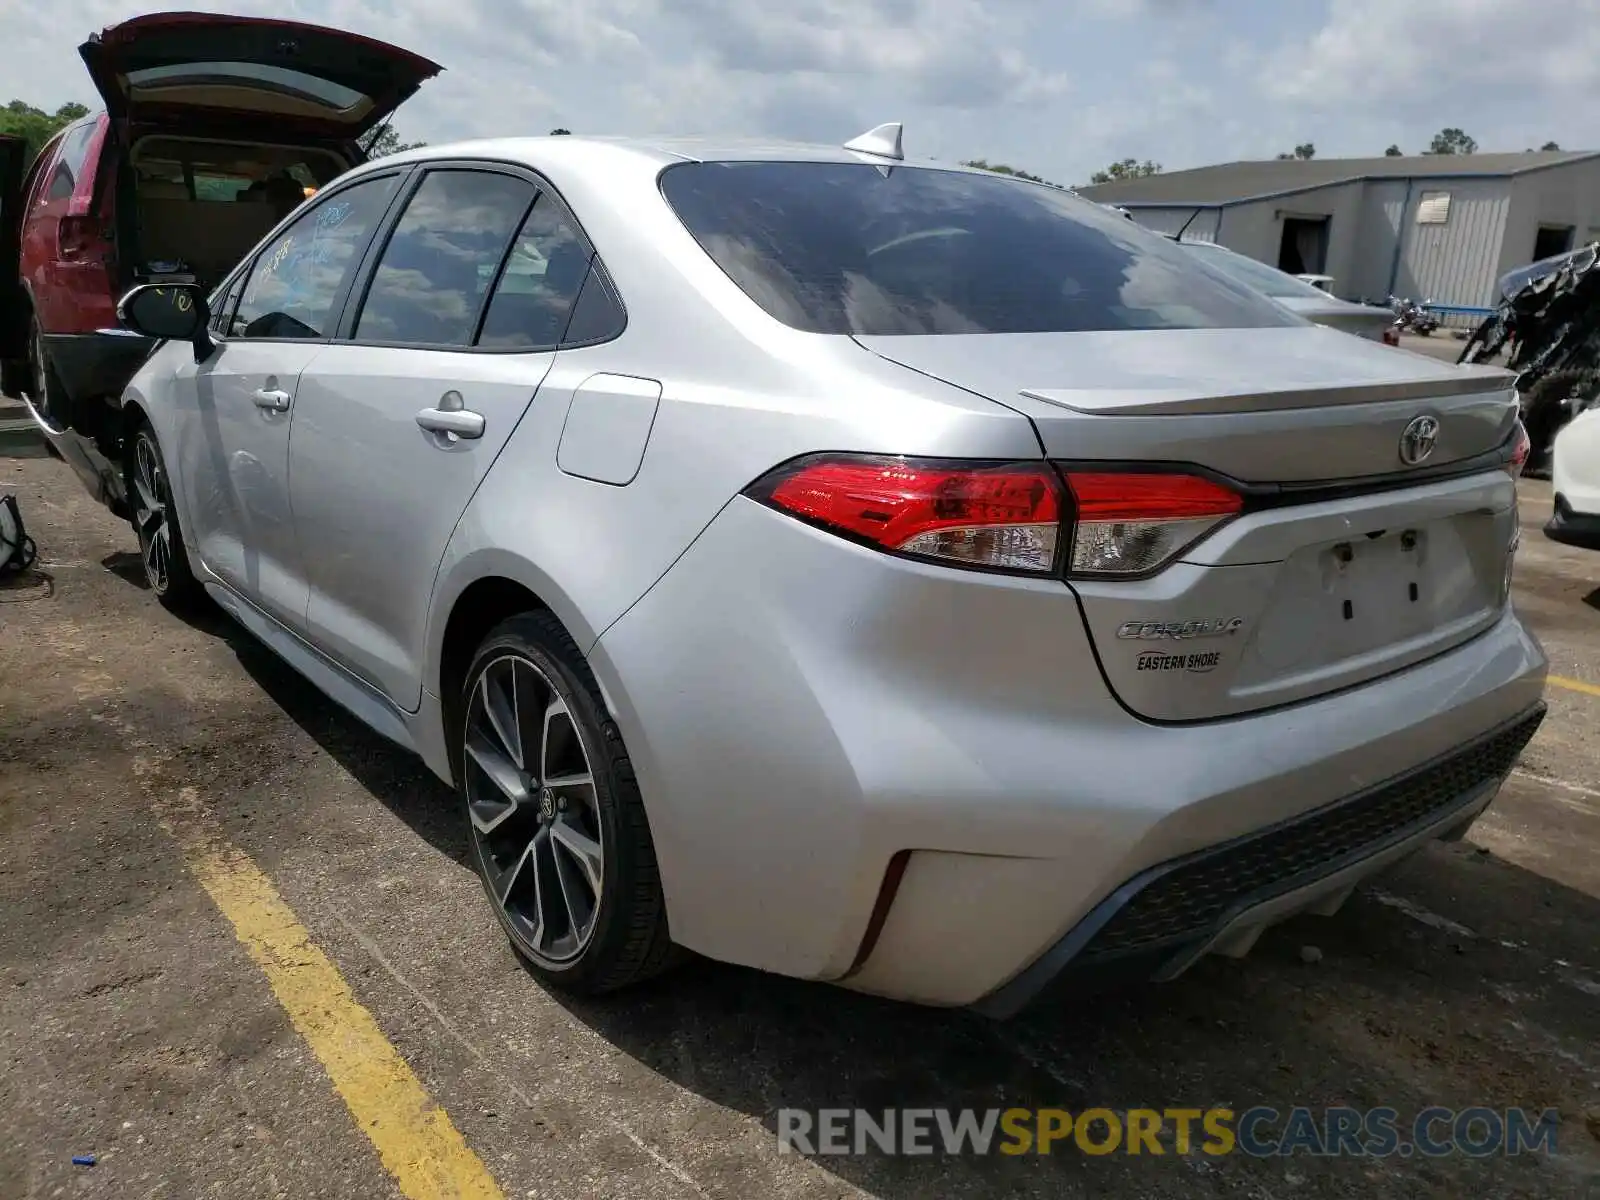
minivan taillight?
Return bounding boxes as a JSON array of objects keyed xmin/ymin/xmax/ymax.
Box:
[
  {"xmin": 58, "ymin": 215, "xmax": 101, "ymax": 259},
  {"xmin": 745, "ymin": 454, "xmax": 1243, "ymax": 577}
]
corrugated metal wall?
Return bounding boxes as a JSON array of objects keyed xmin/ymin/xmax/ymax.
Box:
[
  {"xmin": 1395, "ymin": 179, "xmax": 1510, "ymax": 312},
  {"xmin": 1119, "ymin": 207, "xmax": 1222, "ymax": 240},
  {"xmin": 1348, "ymin": 180, "xmax": 1408, "ymax": 303},
  {"xmin": 1503, "ymin": 159, "xmax": 1600, "ymax": 280},
  {"xmin": 1112, "ymin": 171, "xmax": 1547, "ymax": 324},
  {"xmin": 1210, "ymin": 200, "xmax": 1282, "ymax": 264}
]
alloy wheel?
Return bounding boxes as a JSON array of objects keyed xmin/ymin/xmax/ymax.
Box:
[
  {"xmin": 132, "ymin": 433, "xmax": 173, "ymax": 594},
  {"xmin": 463, "ymin": 654, "xmax": 605, "ymax": 965}
]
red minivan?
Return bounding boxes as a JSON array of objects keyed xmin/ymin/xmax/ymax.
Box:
[{"xmin": 1, "ymin": 13, "xmax": 440, "ymax": 492}]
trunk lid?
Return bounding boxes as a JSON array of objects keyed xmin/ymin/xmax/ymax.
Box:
[
  {"xmin": 79, "ymin": 13, "xmax": 442, "ymax": 139},
  {"xmin": 857, "ymin": 325, "xmax": 1524, "ymax": 721}
]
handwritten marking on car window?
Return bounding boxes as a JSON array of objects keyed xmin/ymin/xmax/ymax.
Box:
[{"xmin": 316, "ymin": 203, "xmax": 354, "ymax": 230}]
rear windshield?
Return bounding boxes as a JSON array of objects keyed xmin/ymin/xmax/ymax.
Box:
[
  {"xmin": 128, "ymin": 63, "xmax": 367, "ymax": 111},
  {"xmin": 658, "ymin": 161, "xmax": 1301, "ymax": 335},
  {"xmin": 1179, "ymin": 241, "xmax": 1337, "ymax": 301}
]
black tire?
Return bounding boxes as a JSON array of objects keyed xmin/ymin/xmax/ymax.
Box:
[
  {"xmin": 26, "ymin": 319, "xmax": 71, "ymax": 432},
  {"xmin": 126, "ymin": 422, "xmax": 205, "ymax": 610},
  {"xmin": 1522, "ymin": 369, "xmax": 1598, "ymax": 478},
  {"xmin": 457, "ymin": 610, "xmax": 677, "ymax": 996}
]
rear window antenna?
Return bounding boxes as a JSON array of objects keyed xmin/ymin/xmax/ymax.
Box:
[{"xmin": 844, "ymin": 122, "xmax": 904, "ymax": 162}]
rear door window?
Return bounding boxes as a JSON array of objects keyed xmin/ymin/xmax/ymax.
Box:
[
  {"xmin": 351, "ymin": 169, "xmax": 536, "ymax": 347},
  {"xmin": 45, "ymin": 121, "xmax": 97, "ymax": 201},
  {"xmin": 476, "ymin": 194, "xmax": 594, "ymax": 350},
  {"xmin": 659, "ymin": 161, "xmax": 1300, "ymax": 335},
  {"xmin": 232, "ymin": 174, "xmax": 398, "ymax": 340},
  {"xmin": 21, "ymin": 132, "xmax": 64, "ymax": 209}
]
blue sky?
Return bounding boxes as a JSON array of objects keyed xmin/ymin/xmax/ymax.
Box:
[{"xmin": 7, "ymin": 0, "xmax": 1599, "ymax": 186}]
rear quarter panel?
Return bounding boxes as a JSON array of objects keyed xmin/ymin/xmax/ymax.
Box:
[
  {"xmin": 426, "ymin": 332, "xmax": 1041, "ymax": 693},
  {"xmin": 423, "ymin": 144, "xmax": 1043, "ymax": 702},
  {"xmin": 25, "ymin": 116, "xmax": 118, "ymax": 334}
]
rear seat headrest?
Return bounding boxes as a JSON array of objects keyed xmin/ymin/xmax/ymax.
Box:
[{"xmin": 140, "ymin": 179, "xmax": 190, "ymax": 200}]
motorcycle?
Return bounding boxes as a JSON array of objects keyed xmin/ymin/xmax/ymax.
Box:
[{"xmin": 1389, "ymin": 295, "xmax": 1440, "ymax": 336}]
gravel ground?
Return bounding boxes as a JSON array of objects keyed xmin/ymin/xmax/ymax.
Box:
[{"xmin": 2, "ymin": 452, "xmax": 1598, "ymax": 1199}]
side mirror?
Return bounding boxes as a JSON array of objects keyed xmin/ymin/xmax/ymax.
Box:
[{"xmin": 117, "ymin": 283, "xmax": 213, "ymax": 359}]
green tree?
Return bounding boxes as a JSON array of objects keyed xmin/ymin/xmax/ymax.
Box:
[
  {"xmin": 0, "ymin": 99, "xmax": 91, "ymax": 167},
  {"xmin": 1425, "ymin": 127, "xmax": 1477, "ymax": 155},
  {"xmin": 1276, "ymin": 142, "xmax": 1316, "ymax": 160},
  {"xmin": 1541, "ymin": 140, "xmax": 1561, "ymax": 151},
  {"xmin": 364, "ymin": 126, "xmax": 426, "ymax": 158},
  {"xmin": 961, "ymin": 159, "xmax": 1066, "ymax": 189},
  {"xmin": 1088, "ymin": 157, "xmax": 1162, "ymax": 185},
  {"xmin": 1384, "ymin": 144, "xmax": 1403, "ymax": 156},
  {"xmin": 550, "ymin": 128, "xmax": 572, "ymax": 135}
]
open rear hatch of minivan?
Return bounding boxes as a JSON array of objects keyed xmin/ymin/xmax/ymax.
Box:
[
  {"xmin": 80, "ymin": 15, "xmax": 442, "ymax": 290},
  {"xmin": 80, "ymin": 12, "xmax": 443, "ymax": 140},
  {"xmin": 858, "ymin": 325, "xmax": 1525, "ymax": 722}
]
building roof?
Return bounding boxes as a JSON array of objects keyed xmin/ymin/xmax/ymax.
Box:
[{"xmin": 1077, "ymin": 150, "xmax": 1600, "ymax": 207}]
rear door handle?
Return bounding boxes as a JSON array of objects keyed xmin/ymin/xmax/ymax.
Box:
[
  {"xmin": 416, "ymin": 406, "xmax": 485, "ymax": 440},
  {"xmin": 252, "ymin": 387, "xmax": 291, "ymax": 412}
]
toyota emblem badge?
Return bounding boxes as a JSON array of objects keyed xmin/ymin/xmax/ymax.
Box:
[{"xmin": 1399, "ymin": 415, "xmax": 1440, "ymax": 466}]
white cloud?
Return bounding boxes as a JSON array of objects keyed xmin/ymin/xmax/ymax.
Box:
[
  {"xmin": 1267, "ymin": 0, "xmax": 1600, "ymax": 111},
  {"xmin": 0, "ymin": 0, "xmax": 1597, "ymax": 188}
]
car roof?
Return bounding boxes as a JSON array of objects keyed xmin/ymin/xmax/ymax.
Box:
[{"xmin": 369, "ymin": 133, "xmax": 1055, "ymax": 177}]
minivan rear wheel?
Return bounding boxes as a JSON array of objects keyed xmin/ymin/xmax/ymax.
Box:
[
  {"xmin": 457, "ymin": 611, "xmax": 677, "ymax": 995},
  {"xmin": 26, "ymin": 322, "xmax": 70, "ymax": 433}
]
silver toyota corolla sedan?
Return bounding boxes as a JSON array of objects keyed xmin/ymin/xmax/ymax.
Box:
[{"xmin": 62, "ymin": 129, "xmax": 1546, "ymax": 1017}]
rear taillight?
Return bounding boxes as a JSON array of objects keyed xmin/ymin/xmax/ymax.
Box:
[
  {"xmin": 1060, "ymin": 471, "xmax": 1243, "ymax": 576},
  {"xmin": 1509, "ymin": 419, "xmax": 1530, "ymax": 477},
  {"xmin": 745, "ymin": 454, "xmax": 1243, "ymax": 577},
  {"xmin": 58, "ymin": 215, "xmax": 101, "ymax": 259},
  {"xmin": 746, "ymin": 454, "xmax": 1063, "ymax": 573}
]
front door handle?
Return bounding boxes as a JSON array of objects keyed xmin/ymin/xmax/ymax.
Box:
[
  {"xmin": 416, "ymin": 403, "xmax": 485, "ymax": 440},
  {"xmin": 252, "ymin": 387, "xmax": 291, "ymax": 412}
]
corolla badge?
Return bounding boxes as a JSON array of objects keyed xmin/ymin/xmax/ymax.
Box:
[
  {"xmin": 1399, "ymin": 415, "xmax": 1440, "ymax": 466},
  {"xmin": 1116, "ymin": 618, "xmax": 1245, "ymax": 641}
]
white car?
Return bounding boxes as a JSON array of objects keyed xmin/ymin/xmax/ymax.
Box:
[{"xmin": 1548, "ymin": 401, "xmax": 1600, "ymax": 548}]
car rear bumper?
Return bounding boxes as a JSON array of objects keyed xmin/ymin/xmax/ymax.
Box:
[
  {"xmin": 42, "ymin": 330, "xmax": 155, "ymax": 404},
  {"xmin": 974, "ymin": 704, "xmax": 1543, "ymax": 1017},
  {"xmin": 1545, "ymin": 497, "xmax": 1600, "ymax": 550},
  {"xmin": 589, "ymin": 497, "xmax": 1549, "ymax": 1008}
]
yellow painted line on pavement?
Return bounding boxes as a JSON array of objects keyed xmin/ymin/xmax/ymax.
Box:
[
  {"xmin": 1549, "ymin": 674, "xmax": 1600, "ymax": 698},
  {"xmin": 152, "ymin": 785, "xmax": 505, "ymax": 1200}
]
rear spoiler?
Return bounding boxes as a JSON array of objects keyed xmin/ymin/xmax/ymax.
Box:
[{"xmin": 1021, "ymin": 370, "xmax": 1518, "ymax": 417}]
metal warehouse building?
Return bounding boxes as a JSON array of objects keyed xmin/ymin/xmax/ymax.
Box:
[{"xmin": 1079, "ymin": 151, "xmax": 1600, "ymax": 317}]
